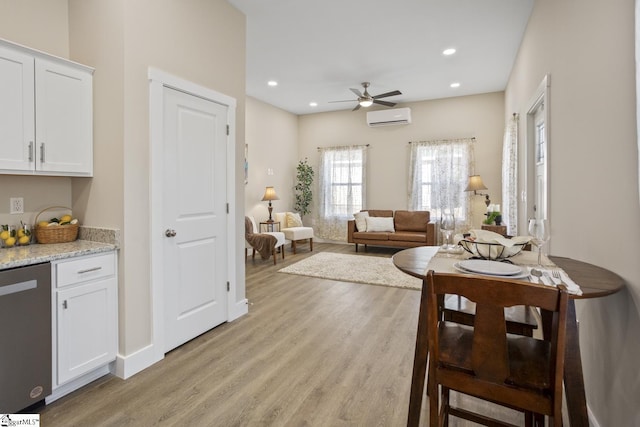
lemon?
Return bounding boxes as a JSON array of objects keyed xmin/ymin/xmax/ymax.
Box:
[
  {"xmin": 4, "ymin": 237, "xmax": 15, "ymax": 247},
  {"xmin": 17, "ymin": 229, "xmax": 25, "ymax": 238},
  {"xmin": 38, "ymin": 221, "xmax": 49, "ymax": 228},
  {"xmin": 0, "ymin": 230, "xmax": 8, "ymax": 240},
  {"xmin": 18, "ymin": 236, "xmax": 30, "ymax": 245},
  {"xmin": 60, "ymin": 215, "xmax": 72, "ymax": 223}
]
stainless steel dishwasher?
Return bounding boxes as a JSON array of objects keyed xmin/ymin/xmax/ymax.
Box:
[{"xmin": 0, "ymin": 262, "xmax": 51, "ymax": 413}]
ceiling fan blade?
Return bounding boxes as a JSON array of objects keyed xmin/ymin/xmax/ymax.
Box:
[
  {"xmin": 328, "ymin": 100, "xmax": 356, "ymax": 103},
  {"xmin": 373, "ymin": 90, "xmax": 402, "ymax": 99},
  {"xmin": 373, "ymin": 99, "xmax": 396, "ymax": 107},
  {"xmin": 350, "ymin": 88, "xmax": 363, "ymax": 97},
  {"xmin": 352, "ymin": 104, "xmax": 361, "ymax": 111}
]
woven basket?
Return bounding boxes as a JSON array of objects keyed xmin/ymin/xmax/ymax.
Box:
[{"xmin": 34, "ymin": 206, "xmax": 79, "ymax": 244}]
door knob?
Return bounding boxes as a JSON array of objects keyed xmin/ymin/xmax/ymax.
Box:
[{"xmin": 165, "ymin": 229, "xmax": 177, "ymax": 237}]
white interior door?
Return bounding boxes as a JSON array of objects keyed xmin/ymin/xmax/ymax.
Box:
[
  {"xmin": 533, "ymin": 105, "xmax": 547, "ymax": 220},
  {"xmin": 163, "ymin": 87, "xmax": 228, "ymax": 352}
]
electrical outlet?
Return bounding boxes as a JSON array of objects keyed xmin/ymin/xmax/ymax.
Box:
[{"xmin": 10, "ymin": 197, "xmax": 24, "ymax": 214}]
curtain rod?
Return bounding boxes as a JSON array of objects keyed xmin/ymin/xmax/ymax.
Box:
[
  {"xmin": 408, "ymin": 137, "xmax": 476, "ymax": 144},
  {"xmin": 317, "ymin": 143, "xmax": 370, "ymax": 150}
]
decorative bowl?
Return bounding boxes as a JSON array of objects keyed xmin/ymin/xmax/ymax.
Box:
[{"xmin": 459, "ymin": 239, "xmax": 527, "ymax": 261}]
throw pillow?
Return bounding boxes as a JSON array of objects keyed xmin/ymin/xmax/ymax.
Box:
[
  {"xmin": 365, "ymin": 216, "xmax": 395, "ymax": 232},
  {"xmin": 353, "ymin": 211, "xmax": 369, "ymax": 231},
  {"xmin": 286, "ymin": 212, "xmax": 303, "ymax": 227}
]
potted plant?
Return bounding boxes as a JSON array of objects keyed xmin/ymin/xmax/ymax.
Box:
[
  {"xmin": 294, "ymin": 158, "xmax": 314, "ymax": 216},
  {"xmin": 483, "ymin": 211, "xmax": 502, "ymax": 226}
]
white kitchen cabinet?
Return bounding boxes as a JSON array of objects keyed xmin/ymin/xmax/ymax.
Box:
[
  {"xmin": 51, "ymin": 252, "xmax": 117, "ymax": 391},
  {"xmin": 0, "ymin": 38, "xmax": 93, "ymax": 176}
]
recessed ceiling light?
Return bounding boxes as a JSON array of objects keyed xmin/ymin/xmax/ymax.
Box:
[
  {"xmin": 309, "ymin": 102, "xmax": 318, "ymax": 107},
  {"xmin": 267, "ymin": 80, "xmax": 278, "ymax": 87},
  {"xmin": 450, "ymin": 82, "xmax": 461, "ymax": 88},
  {"xmin": 443, "ymin": 48, "xmax": 456, "ymax": 56}
]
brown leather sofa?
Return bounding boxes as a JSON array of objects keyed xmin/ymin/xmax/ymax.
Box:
[{"xmin": 347, "ymin": 209, "xmax": 436, "ymax": 252}]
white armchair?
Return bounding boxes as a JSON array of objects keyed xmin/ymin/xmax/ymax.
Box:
[
  {"xmin": 245, "ymin": 216, "xmax": 286, "ymax": 264},
  {"xmin": 275, "ymin": 212, "xmax": 314, "ymax": 254}
]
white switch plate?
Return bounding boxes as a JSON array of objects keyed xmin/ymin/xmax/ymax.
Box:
[{"xmin": 10, "ymin": 197, "xmax": 24, "ymax": 214}]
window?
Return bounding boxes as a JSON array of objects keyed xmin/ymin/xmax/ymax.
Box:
[
  {"xmin": 317, "ymin": 145, "xmax": 367, "ymax": 240},
  {"xmin": 408, "ymin": 139, "xmax": 473, "ymax": 227}
]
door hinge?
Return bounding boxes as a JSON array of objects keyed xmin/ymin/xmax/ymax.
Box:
[
  {"xmin": 227, "ymin": 281, "xmax": 230, "ymax": 292},
  {"xmin": 226, "ymin": 124, "xmax": 229, "ymax": 135}
]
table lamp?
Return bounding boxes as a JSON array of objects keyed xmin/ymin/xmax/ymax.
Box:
[
  {"xmin": 261, "ymin": 186, "xmax": 279, "ymax": 223},
  {"xmin": 464, "ymin": 175, "xmax": 491, "ymax": 207}
]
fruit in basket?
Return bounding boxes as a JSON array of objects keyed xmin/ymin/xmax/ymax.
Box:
[
  {"xmin": 38, "ymin": 221, "xmax": 49, "ymax": 228},
  {"xmin": 60, "ymin": 214, "xmax": 72, "ymax": 223}
]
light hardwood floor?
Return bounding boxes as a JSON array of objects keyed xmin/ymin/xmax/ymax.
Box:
[{"xmin": 37, "ymin": 243, "xmax": 522, "ymax": 426}]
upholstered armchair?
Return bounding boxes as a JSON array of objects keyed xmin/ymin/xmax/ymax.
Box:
[
  {"xmin": 245, "ymin": 216, "xmax": 286, "ymax": 264},
  {"xmin": 274, "ymin": 212, "xmax": 314, "ymax": 254}
]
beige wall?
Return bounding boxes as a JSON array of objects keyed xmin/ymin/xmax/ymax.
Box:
[
  {"xmin": 244, "ymin": 97, "xmax": 300, "ymax": 221},
  {"xmin": 0, "ymin": 1, "xmax": 73, "ymax": 225},
  {"xmin": 298, "ymin": 92, "xmax": 505, "ymax": 232},
  {"xmin": 66, "ymin": 0, "xmax": 246, "ymax": 360},
  {"xmin": 3, "ymin": 0, "xmax": 246, "ymax": 366},
  {"xmin": 505, "ymin": 0, "xmax": 640, "ymax": 424}
]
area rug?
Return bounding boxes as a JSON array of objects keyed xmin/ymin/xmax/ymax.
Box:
[{"xmin": 278, "ymin": 252, "xmax": 422, "ymax": 290}]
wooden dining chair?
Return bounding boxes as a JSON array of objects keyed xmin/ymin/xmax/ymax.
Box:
[{"xmin": 407, "ymin": 271, "xmax": 569, "ymax": 427}]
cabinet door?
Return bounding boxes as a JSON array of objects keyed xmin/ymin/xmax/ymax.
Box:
[
  {"xmin": 56, "ymin": 278, "xmax": 116, "ymax": 385},
  {"xmin": 0, "ymin": 45, "xmax": 35, "ymax": 171},
  {"xmin": 35, "ymin": 58, "xmax": 93, "ymax": 176}
]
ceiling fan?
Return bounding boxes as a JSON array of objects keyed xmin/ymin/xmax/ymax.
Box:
[{"xmin": 330, "ymin": 82, "xmax": 402, "ymax": 111}]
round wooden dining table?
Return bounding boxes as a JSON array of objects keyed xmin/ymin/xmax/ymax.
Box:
[{"xmin": 392, "ymin": 246, "xmax": 625, "ymax": 427}]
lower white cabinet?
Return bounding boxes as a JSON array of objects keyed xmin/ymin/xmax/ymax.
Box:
[{"xmin": 50, "ymin": 251, "xmax": 117, "ymax": 396}]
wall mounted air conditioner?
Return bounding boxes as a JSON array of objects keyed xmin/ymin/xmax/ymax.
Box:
[{"xmin": 366, "ymin": 107, "xmax": 412, "ymax": 127}]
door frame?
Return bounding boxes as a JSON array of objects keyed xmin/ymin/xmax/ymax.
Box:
[
  {"xmin": 522, "ymin": 74, "xmax": 551, "ymax": 238},
  {"xmin": 148, "ymin": 68, "xmax": 238, "ymax": 363}
]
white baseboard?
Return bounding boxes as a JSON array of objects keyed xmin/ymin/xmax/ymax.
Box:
[
  {"xmin": 46, "ymin": 364, "xmax": 112, "ymax": 404},
  {"xmin": 115, "ymin": 343, "xmax": 163, "ymax": 380}
]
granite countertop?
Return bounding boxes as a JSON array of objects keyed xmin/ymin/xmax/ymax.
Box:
[{"xmin": 0, "ymin": 226, "xmax": 120, "ymax": 270}]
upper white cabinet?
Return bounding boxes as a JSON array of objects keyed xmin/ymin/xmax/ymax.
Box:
[{"xmin": 0, "ymin": 39, "xmax": 93, "ymax": 176}]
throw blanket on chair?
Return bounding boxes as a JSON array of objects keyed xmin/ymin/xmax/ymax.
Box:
[{"xmin": 245, "ymin": 216, "xmax": 276, "ymax": 260}]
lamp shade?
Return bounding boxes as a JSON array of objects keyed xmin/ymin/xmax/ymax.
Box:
[
  {"xmin": 464, "ymin": 175, "xmax": 488, "ymax": 192},
  {"xmin": 261, "ymin": 186, "xmax": 280, "ymax": 201},
  {"xmin": 359, "ymin": 99, "xmax": 373, "ymax": 107}
]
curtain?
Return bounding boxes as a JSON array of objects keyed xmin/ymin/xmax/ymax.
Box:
[
  {"xmin": 408, "ymin": 138, "xmax": 473, "ymax": 234},
  {"xmin": 502, "ymin": 114, "xmax": 519, "ymax": 236},
  {"xmin": 315, "ymin": 145, "xmax": 368, "ymax": 241}
]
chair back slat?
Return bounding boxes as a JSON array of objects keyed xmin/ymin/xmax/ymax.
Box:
[{"xmin": 471, "ymin": 304, "xmax": 509, "ymax": 382}]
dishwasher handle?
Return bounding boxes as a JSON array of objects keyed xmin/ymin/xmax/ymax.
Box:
[{"xmin": 0, "ymin": 280, "xmax": 37, "ymax": 297}]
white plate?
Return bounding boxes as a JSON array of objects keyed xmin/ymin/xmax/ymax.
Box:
[
  {"xmin": 457, "ymin": 259, "xmax": 523, "ymax": 276},
  {"xmin": 453, "ymin": 262, "xmax": 529, "ymax": 279}
]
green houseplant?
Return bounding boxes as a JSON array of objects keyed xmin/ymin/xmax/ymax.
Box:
[{"xmin": 294, "ymin": 158, "xmax": 314, "ymax": 216}]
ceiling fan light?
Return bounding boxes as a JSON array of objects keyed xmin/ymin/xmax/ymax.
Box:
[{"xmin": 359, "ymin": 99, "xmax": 373, "ymax": 107}]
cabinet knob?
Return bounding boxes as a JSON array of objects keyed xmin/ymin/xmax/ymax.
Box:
[
  {"xmin": 62, "ymin": 300, "xmax": 68, "ymax": 309},
  {"xmin": 165, "ymin": 229, "xmax": 177, "ymax": 237}
]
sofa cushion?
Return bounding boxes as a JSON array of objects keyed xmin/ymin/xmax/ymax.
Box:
[
  {"xmin": 366, "ymin": 216, "xmax": 395, "ymax": 232},
  {"xmin": 354, "ymin": 211, "xmax": 369, "ymax": 231},
  {"xmin": 353, "ymin": 231, "xmax": 390, "ymax": 241},
  {"xmin": 394, "ymin": 210, "xmax": 430, "ymax": 232},
  {"xmin": 388, "ymin": 231, "xmax": 427, "ymax": 243}
]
